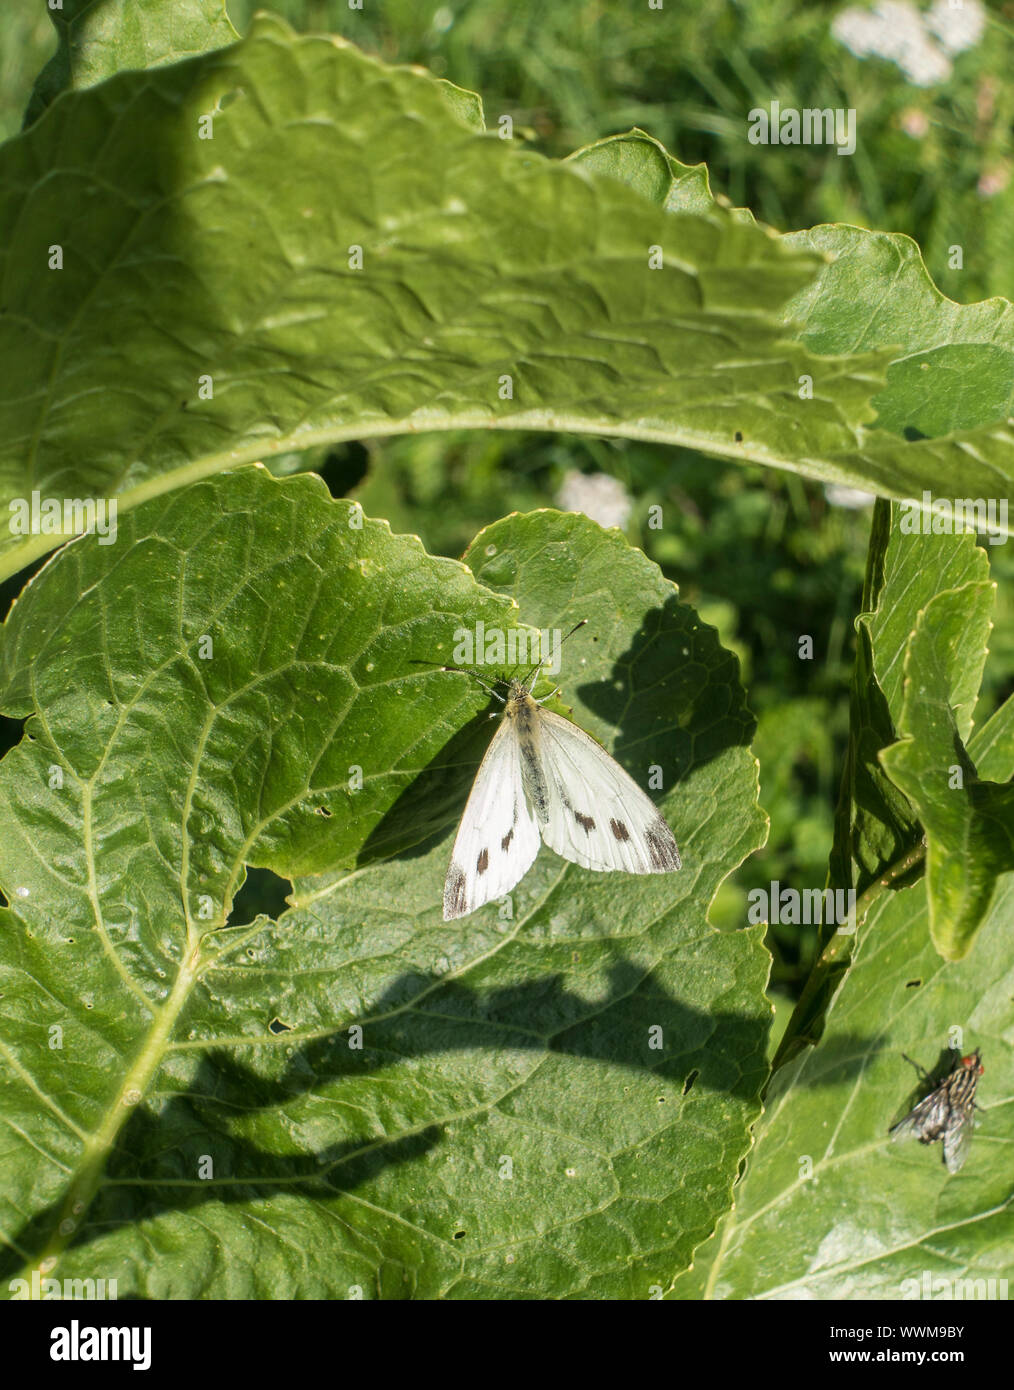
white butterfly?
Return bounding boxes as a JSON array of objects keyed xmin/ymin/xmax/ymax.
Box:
[{"xmin": 443, "ymin": 664, "xmax": 681, "ymax": 920}]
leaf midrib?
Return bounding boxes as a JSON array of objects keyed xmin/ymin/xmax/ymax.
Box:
[
  {"xmin": 0, "ymin": 408, "xmax": 916, "ymax": 587},
  {"xmin": 14, "ymin": 951, "xmax": 199, "ymax": 1284}
]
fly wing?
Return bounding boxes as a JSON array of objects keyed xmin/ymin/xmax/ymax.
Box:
[
  {"xmin": 942, "ymin": 1104, "xmax": 976, "ymax": 1174},
  {"xmin": 443, "ymin": 716, "xmax": 541, "ymax": 920},
  {"xmin": 535, "ymin": 708, "xmax": 681, "ymax": 874},
  {"xmin": 889, "ymin": 1091, "xmax": 944, "ymax": 1143}
]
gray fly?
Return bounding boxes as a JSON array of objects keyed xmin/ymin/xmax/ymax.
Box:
[{"xmin": 889, "ymin": 1048, "xmax": 984, "ymax": 1174}]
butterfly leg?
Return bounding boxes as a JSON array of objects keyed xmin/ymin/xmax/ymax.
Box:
[{"xmin": 441, "ymin": 666, "xmax": 506, "ymax": 702}]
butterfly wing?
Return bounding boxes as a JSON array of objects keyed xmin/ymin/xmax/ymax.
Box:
[
  {"xmin": 535, "ymin": 708, "xmax": 681, "ymax": 874},
  {"xmin": 443, "ymin": 716, "xmax": 541, "ymax": 920}
]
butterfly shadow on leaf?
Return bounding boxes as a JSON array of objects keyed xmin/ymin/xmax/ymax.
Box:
[
  {"xmin": 356, "ymin": 592, "xmax": 756, "ymax": 877},
  {"xmin": 353, "ymin": 686, "xmax": 506, "ymax": 867},
  {"xmin": 569, "ymin": 593, "xmax": 756, "ymax": 784}
]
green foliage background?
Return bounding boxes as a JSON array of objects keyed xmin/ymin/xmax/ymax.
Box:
[{"xmin": 0, "ymin": 0, "xmax": 1010, "ymax": 1299}]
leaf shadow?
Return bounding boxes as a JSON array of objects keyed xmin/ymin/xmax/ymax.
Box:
[{"xmin": 2, "ymin": 954, "xmax": 780, "ymax": 1279}]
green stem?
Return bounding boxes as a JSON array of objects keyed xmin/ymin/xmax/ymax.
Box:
[{"xmin": 770, "ymin": 837, "xmax": 926, "ymax": 1075}]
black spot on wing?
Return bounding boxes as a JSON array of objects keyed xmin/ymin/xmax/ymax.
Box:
[
  {"xmin": 501, "ymin": 827, "xmax": 514, "ymax": 852},
  {"xmin": 476, "ymin": 847, "xmax": 489, "ymax": 875},
  {"xmin": 575, "ymin": 811, "xmax": 595, "ymax": 833},
  {"xmin": 610, "ymin": 819, "xmax": 630, "ymax": 842}
]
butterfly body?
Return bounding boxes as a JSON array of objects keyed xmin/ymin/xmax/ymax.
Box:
[
  {"xmin": 443, "ymin": 671, "xmax": 681, "ymax": 920},
  {"xmin": 508, "ymin": 681, "xmax": 552, "ymax": 823}
]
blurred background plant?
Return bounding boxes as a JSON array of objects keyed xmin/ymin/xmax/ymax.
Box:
[{"xmin": 3, "ymin": 0, "xmax": 1011, "ymax": 1026}]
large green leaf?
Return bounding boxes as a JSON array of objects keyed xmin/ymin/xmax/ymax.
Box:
[
  {"xmin": 777, "ymin": 507, "xmax": 999, "ymax": 1066},
  {"xmin": 578, "ymin": 131, "xmax": 1014, "ymax": 442},
  {"xmin": 7, "ymin": 15, "xmax": 1014, "ymax": 584},
  {"xmin": 24, "ymin": 0, "xmax": 238, "ymax": 128},
  {"xmin": 0, "ymin": 468, "xmax": 768, "ymax": 1298},
  {"xmin": 567, "ymin": 128, "xmax": 753, "ymax": 222},
  {"xmin": 783, "ymin": 225, "xmax": 1014, "ymax": 439},
  {"xmin": 880, "ymin": 585, "xmax": 1014, "ymax": 960},
  {"xmin": 834, "ymin": 507, "xmax": 991, "ymax": 901},
  {"xmin": 675, "ymin": 688, "xmax": 1014, "ymax": 1298},
  {"xmin": 571, "ymin": 129, "xmax": 1014, "ymax": 530},
  {"xmin": 673, "ymin": 875, "xmax": 1014, "ymax": 1300}
]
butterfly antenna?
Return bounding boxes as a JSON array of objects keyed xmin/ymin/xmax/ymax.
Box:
[{"xmin": 520, "ymin": 618, "xmax": 589, "ymax": 691}]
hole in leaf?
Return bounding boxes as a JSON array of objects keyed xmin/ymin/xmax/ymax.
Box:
[
  {"xmin": 682, "ymin": 1069, "xmax": 699, "ymax": 1096},
  {"xmin": 315, "ymin": 806, "xmax": 332, "ymax": 818},
  {"xmin": 226, "ymin": 867, "xmax": 292, "ymax": 927},
  {"xmin": 268, "ymin": 1018, "xmax": 293, "ymax": 1035},
  {"xmin": 0, "ymin": 714, "xmax": 27, "ymax": 761},
  {"xmin": 319, "ymin": 441, "xmax": 370, "ymax": 496},
  {"xmin": 905, "ymin": 979, "xmax": 922, "ymax": 989},
  {"xmin": 734, "ymin": 430, "xmax": 743, "ymax": 442},
  {"xmin": 452, "ymin": 1230, "xmax": 466, "ymax": 1240}
]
